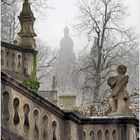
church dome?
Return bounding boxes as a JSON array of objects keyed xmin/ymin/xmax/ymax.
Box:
[{"xmin": 60, "ymin": 26, "xmax": 73, "ymax": 47}]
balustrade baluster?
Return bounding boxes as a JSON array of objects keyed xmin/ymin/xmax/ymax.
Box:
[
  {"xmin": 42, "ymin": 115, "xmax": 49, "ymax": 140},
  {"xmin": 52, "ymin": 121, "xmax": 57, "ymax": 140},
  {"xmin": 33, "ymin": 110, "xmax": 39, "ymax": 140},
  {"xmin": 13, "ymin": 98, "xmax": 20, "ymax": 126},
  {"xmin": 2, "ymin": 92, "xmax": 10, "ymax": 126},
  {"xmin": 23, "ymin": 104, "xmax": 30, "ymax": 133}
]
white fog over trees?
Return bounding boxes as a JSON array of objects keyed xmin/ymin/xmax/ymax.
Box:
[
  {"xmin": 1, "ymin": 0, "xmax": 139, "ymax": 107},
  {"xmin": 73, "ymin": 0, "xmax": 139, "ymax": 105}
]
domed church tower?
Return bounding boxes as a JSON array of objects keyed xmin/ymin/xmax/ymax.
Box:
[
  {"xmin": 60, "ymin": 26, "xmax": 74, "ymax": 53},
  {"xmin": 55, "ymin": 26, "xmax": 76, "ymax": 94}
]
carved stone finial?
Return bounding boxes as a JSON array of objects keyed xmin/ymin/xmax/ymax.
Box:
[
  {"xmin": 107, "ymin": 65, "xmax": 133, "ymax": 116},
  {"xmin": 17, "ymin": 0, "xmax": 36, "ymax": 48}
]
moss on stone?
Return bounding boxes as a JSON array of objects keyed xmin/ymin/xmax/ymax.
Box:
[{"xmin": 23, "ymin": 54, "xmax": 40, "ymax": 92}]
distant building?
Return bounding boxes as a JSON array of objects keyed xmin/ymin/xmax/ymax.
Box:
[
  {"xmin": 54, "ymin": 26, "xmax": 78, "ymax": 106},
  {"xmin": 55, "ymin": 26, "xmax": 76, "ymax": 92}
]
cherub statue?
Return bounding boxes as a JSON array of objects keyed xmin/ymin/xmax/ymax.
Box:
[{"xmin": 107, "ymin": 65, "xmax": 133, "ymax": 116}]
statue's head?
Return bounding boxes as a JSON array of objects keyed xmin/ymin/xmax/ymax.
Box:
[{"xmin": 117, "ymin": 65, "xmax": 127, "ymax": 75}]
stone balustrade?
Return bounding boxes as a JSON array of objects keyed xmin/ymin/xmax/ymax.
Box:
[
  {"xmin": 1, "ymin": 46, "xmax": 22, "ymax": 73},
  {"xmin": 1, "ymin": 42, "xmax": 37, "ymax": 81},
  {"xmin": 2, "ymin": 84, "xmax": 59, "ymax": 139},
  {"xmin": 1, "ymin": 72, "xmax": 139, "ymax": 140}
]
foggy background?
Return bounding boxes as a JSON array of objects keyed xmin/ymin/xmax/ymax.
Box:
[
  {"xmin": 1, "ymin": 0, "xmax": 139, "ymax": 106},
  {"xmin": 35, "ymin": 0, "xmax": 139, "ymax": 53}
]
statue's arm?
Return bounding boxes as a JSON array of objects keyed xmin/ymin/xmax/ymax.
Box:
[
  {"xmin": 111, "ymin": 75, "xmax": 129, "ymax": 97},
  {"xmin": 107, "ymin": 76, "xmax": 116, "ymax": 89}
]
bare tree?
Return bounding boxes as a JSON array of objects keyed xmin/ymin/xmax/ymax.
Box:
[
  {"xmin": 75, "ymin": 0, "xmax": 138, "ymax": 101},
  {"xmin": 36, "ymin": 39, "xmax": 56, "ymax": 82},
  {"xmin": 1, "ymin": 0, "xmax": 50, "ymax": 42},
  {"xmin": 1, "ymin": 1, "xmax": 19, "ymax": 42},
  {"xmin": 1, "ymin": 0, "xmax": 17, "ymax": 5},
  {"xmin": 1, "ymin": 0, "xmax": 49, "ymax": 8}
]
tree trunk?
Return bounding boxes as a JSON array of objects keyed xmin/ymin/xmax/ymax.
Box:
[{"xmin": 94, "ymin": 72, "xmax": 101, "ymax": 101}]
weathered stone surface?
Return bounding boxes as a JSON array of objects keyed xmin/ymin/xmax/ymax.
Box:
[
  {"xmin": 1, "ymin": 72, "xmax": 139, "ymax": 140},
  {"xmin": 1, "ymin": 42, "xmax": 37, "ymax": 82},
  {"xmin": 18, "ymin": 0, "xmax": 37, "ymax": 48},
  {"xmin": 107, "ymin": 65, "xmax": 133, "ymax": 116},
  {"xmin": 2, "ymin": 126, "xmax": 24, "ymax": 140},
  {"xmin": 38, "ymin": 90, "xmax": 58, "ymax": 105}
]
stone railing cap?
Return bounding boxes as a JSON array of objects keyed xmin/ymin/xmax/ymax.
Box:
[{"xmin": 1, "ymin": 41, "xmax": 37, "ymax": 54}]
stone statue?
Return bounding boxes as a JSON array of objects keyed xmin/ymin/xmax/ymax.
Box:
[
  {"xmin": 52, "ymin": 76, "xmax": 57, "ymax": 90},
  {"xmin": 107, "ymin": 65, "xmax": 133, "ymax": 116}
]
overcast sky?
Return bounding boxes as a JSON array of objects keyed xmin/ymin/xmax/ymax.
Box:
[{"xmin": 34, "ymin": 0, "xmax": 139, "ymax": 52}]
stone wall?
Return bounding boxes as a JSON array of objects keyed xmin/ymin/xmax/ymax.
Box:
[
  {"xmin": 1, "ymin": 42, "xmax": 37, "ymax": 82},
  {"xmin": 59, "ymin": 95, "xmax": 76, "ymax": 108},
  {"xmin": 1, "ymin": 72, "xmax": 139, "ymax": 140},
  {"xmin": 1, "ymin": 126, "xmax": 24, "ymax": 140},
  {"xmin": 38, "ymin": 90, "xmax": 58, "ymax": 105}
]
